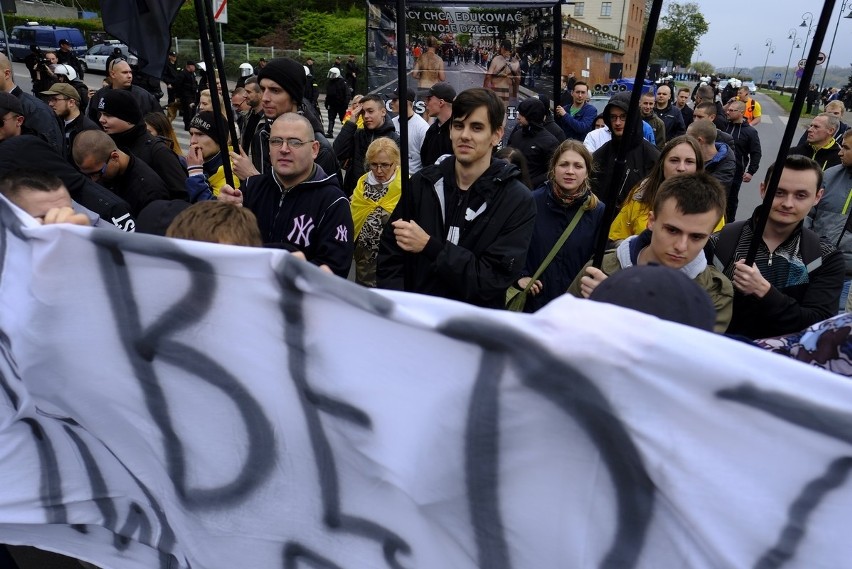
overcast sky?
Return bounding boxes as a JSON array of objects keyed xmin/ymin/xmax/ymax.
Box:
[{"xmin": 692, "ymin": 1, "xmax": 852, "ymax": 73}]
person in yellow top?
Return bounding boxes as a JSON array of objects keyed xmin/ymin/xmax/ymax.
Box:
[
  {"xmin": 351, "ymin": 137, "xmax": 402, "ymax": 287},
  {"xmin": 184, "ymin": 111, "xmax": 241, "ymax": 202},
  {"xmin": 610, "ymin": 135, "xmax": 724, "ymax": 242},
  {"xmin": 727, "ymin": 85, "xmax": 762, "ymax": 126}
]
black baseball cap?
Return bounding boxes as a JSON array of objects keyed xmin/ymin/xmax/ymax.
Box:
[
  {"xmin": 390, "ymin": 87, "xmax": 416, "ymax": 102},
  {"xmin": 427, "ymin": 82, "xmax": 456, "ymax": 103}
]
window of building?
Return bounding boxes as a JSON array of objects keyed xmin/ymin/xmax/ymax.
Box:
[
  {"xmin": 573, "ymin": 2, "xmax": 584, "ymax": 16},
  {"xmin": 601, "ymin": 2, "xmax": 612, "ymax": 17}
]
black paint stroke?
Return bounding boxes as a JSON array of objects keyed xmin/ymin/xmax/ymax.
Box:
[
  {"xmin": 91, "ymin": 232, "xmax": 276, "ymax": 510},
  {"xmin": 439, "ymin": 318, "xmax": 656, "ymax": 569},
  {"xmin": 754, "ymin": 457, "xmax": 852, "ymax": 569},
  {"xmin": 118, "ymin": 503, "xmax": 153, "ymax": 549},
  {"xmin": 283, "ymin": 542, "xmax": 345, "ymax": 569},
  {"xmin": 276, "ymin": 256, "xmax": 411, "ymax": 569},
  {"xmin": 465, "ymin": 351, "xmax": 511, "ymax": 569},
  {"xmin": 64, "ymin": 427, "xmax": 121, "ymax": 544},
  {"xmin": 0, "ymin": 328, "xmax": 20, "ymax": 411},
  {"xmin": 21, "ymin": 418, "xmax": 67, "ymax": 524},
  {"xmin": 718, "ymin": 383, "xmax": 852, "ymax": 568}
]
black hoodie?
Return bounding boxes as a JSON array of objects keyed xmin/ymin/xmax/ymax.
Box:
[
  {"xmin": 378, "ymin": 156, "xmax": 536, "ymax": 308},
  {"xmin": 592, "ymin": 92, "xmax": 660, "ymax": 204},
  {"xmin": 333, "ymin": 113, "xmax": 400, "ymax": 197}
]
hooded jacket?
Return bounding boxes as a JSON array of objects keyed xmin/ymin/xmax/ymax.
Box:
[
  {"xmin": 242, "ymin": 164, "xmax": 354, "ymax": 277},
  {"xmin": 704, "ymin": 141, "xmax": 736, "ymax": 192},
  {"xmin": 111, "ymin": 124, "xmax": 188, "ymax": 200},
  {"xmin": 807, "ymin": 164, "xmax": 852, "ymax": 275},
  {"xmin": 724, "ymin": 120, "xmax": 762, "ymax": 175},
  {"xmin": 377, "ymin": 157, "xmax": 536, "ymax": 308},
  {"xmin": 592, "ymin": 93, "xmax": 660, "ymax": 204},
  {"xmin": 507, "ymin": 122, "xmax": 559, "ymax": 188},
  {"xmin": 333, "ymin": 113, "xmax": 400, "ymax": 197}
]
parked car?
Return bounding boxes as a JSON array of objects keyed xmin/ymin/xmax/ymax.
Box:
[
  {"xmin": 83, "ymin": 41, "xmax": 137, "ymax": 73},
  {"xmin": 744, "ymin": 81, "xmax": 757, "ymax": 95},
  {"xmin": 7, "ymin": 23, "xmax": 86, "ymax": 61}
]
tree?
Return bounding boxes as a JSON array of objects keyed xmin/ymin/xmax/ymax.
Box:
[
  {"xmin": 650, "ymin": 2, "xmax": 708, "ymax": 67},
  {"xmin": 692, "ymin": 61, "xmax": 715, "ymax": 76}
]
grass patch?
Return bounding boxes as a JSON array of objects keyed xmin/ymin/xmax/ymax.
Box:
[{"xmin": 763, "ymin": 90, "xmax": 795, "ymax": 114}]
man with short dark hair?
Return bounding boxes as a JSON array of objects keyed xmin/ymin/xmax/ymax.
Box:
[
  {"xmin": 692, "ymin": 102, "xmax": 735, "ymax": 148},
  {"xmin": 675, "ymin": 86, "xmax": 693, "ymax": 127},
  {"xmin": 640, "ymin": 90, "xmax": 666, "ymax": 150},
  {"xmin": 570, "ymin": 171, "xmax": 733, "ymax": 333},
  {"xmin": 419, "ymin": 81, "xmax": 456, "ymax": 167},
  {"xmin": 709, "ymin": 155, "xmax": 845, "ymax": 338},
  {"xmin": 694, "ymin": 84, "xmax": 727, "ymax": 131},
  {"xmin": 163, "ymin": 50, "xmax": 181, "ymax": 122},
  {"xmin": 0, "ymin": 169, "xmax": 89, "ymax": 226},
  {"xmin": 378, "ymin": 87, "xmax": 536, "ymax": 308},
  {"xmin": 240, "ymin": 76, "xmax": 263, "ymax": 153},
  {"xmin": 174, "ymin": 60, "xmax": 198, "ymax": 132},
  {"xmin": 219, "ymin": 113, "xmax": 354, "ymax": 276},
  {"xmin": 555, "ymin": 80, "xmax": 596, "ymax": 141},
  {"xmin": 687, "ymin": 119, "xmax": 735, "ymax": 195},
  {"xmin": 0, "ymin": 53, "xmax": 64, "ymax": 154},
  {"xmin": 333, "ymin": 93, "xmax": 400, "ymax": 197},
  {"xmin": 509, "ymin": 97, "xmax": 559, "ymax": 187}
]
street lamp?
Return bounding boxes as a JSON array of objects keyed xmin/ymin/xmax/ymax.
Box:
[
  {"xmin": 759, "ymin": 39, "xmax": 776, "ymax": 86},
  {"xmin": 819, "ymin": 0, "xmax": 852, "ymax": 90},
  {"xmin": 782, "ymin": 28, "xmax": 799, "ymax": 92},
  {"xmin": 793, "ymin": 11, "xmax": 814, "ymax": 94},
  {"xmin": 732, "ymin": 43, "xmax": 743, "ymax": 75}
]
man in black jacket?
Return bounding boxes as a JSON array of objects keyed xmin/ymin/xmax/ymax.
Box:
[
  {"xmin": 332, "ymin": 93, "xmax": 400, "ymax": 197},
  {"xmin": 97, "ymin": 89, "xmax": 187, "ymax": 200},
  {"xmin": 508, "ymin": 97, "xmax": 559, "ymax": 187},
  {"xmin": 163, "ymin": 51, "xmax": 182, "ymax": 122},
  {"xmin": 592, "ymin": 91, "xmax": 660, "ymax": 202},
  {"xmin": 653, "ymin": 83, "xmax": 686, "ymax": 141},
  {"xmin": 72, "ymin": 129, "xmax": 170, "ymax": 217},
  {"xmin": 0, "ymin": 53, "xmax": 64, "ymax": 155},
  {"xmin": 87, "ymin": 60, "xmax": 161, "ymax": 124},
  {"xmin": 419, "ymin": 82, "xmax": 456, "ymax": 167},
  {"xmin": 724, "ymin": 99, "xmax": 762, "ymax": 222},
  {"xmin": 377, "ymin": 87, "xmax": 536, "ymax": 308},
  {"xmin": 219, "ymin": 113, "xmax": 353, "ymax": 276},
  {"xmin": 173, "ymin": 60, "xmax": 198, "ymax": 132}
]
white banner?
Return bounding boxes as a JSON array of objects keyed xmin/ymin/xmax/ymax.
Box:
[{"xmin": 1, "ymin": 196, "xmax": 852, "ymax": 568}]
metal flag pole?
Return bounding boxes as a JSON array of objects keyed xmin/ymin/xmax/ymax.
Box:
[
  {"xmin": 201, "ymin": 0, "xmax": 242, "ymax": 151},
  {"xmin": 591, "ymin": 0, "xmax": 664, "ymax": 268},
  {"xmin": 744, "ymin": 0, "xmax": 836, "ymax": 266},
  {"xmin": 192, "ymin": 0, "xmax": 237, "ymax": 188}
]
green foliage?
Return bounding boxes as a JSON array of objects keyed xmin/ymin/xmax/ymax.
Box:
[
  {"xmin": 692, "ymin": 61, "xmax": 715, "ymax": 75},
  {"xmin": 650, "ymin": 2, "xmax": 709, "ymax": 67},
  {"xmin": 293, "ymin": 11, "xmax": 365, "ymax": 54}
]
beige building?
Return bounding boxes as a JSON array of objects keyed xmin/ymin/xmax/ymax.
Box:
[{"xmin": 562, "ymin": 0, "xmax": 646, "ymax": 85}]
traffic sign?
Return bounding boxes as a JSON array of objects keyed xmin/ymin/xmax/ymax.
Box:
[
  {"xmin": 214, "ymin": 0, "xmax": 228, "ymax": 23},
  {"xmin": 817, "ymin": 51, "xmax": 826, "ymax": 65},
  {"xmin": 798, "ymin": 59, "xmax": 807, "ymax": 69},
  {"xmin": 774, "ymin": 72, "xmax": 782, "ymax": 80}
]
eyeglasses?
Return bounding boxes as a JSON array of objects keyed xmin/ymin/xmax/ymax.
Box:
[
  {"xmin": 369, "ymin": 162, "xmax": 394, "ymax": 171},
  {"xmin": 269, "ymin": 137, "xmax": 314, "ymax": 149},
  {"xmin": 83, "ymin": 159, "xmax": 110, "ymax": 181},
  {"xmin": 0, "ymin": 115, "xmax": 20, "ymax": 124},
  {"xmin": 48, "ymin": 96, "xmax": 70, "ymax": 103}
]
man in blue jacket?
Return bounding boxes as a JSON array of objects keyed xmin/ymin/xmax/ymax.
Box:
[{"xmin": 555, "ymin": 81, "xmax": 596, "ymax": 141}]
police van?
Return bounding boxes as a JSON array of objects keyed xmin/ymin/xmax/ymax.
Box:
[{"xmin": 7, "ymin": 23, "xmax": 87, "ymax": 61}]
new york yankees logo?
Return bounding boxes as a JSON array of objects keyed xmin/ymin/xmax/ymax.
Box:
[
  {"xmin": 288, "ymin": 215, "xmax": 315, "ymax": 247},
  {"xmin": 334, "ymin": 225, "xmax": 348, "ymax": 242}
]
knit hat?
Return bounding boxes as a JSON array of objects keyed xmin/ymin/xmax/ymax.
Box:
[
  {"xmin": 0, "ymin": 92, "xmax": 24, "ymax": 116},
  {"xmin": 189, "ymin": 111, "xmax": 225, "ymax": 142},
  {"xmin": 589, "ymin": 265, "xmax": 716, "ymax": 332},
  {"xmin": 98, "ymin": 89, "xmax": 142, "ymax": 125},
  {"xmin": 41, "ymin": 82, "xmax": 80, "ymax": 103},
  {"xmin": 257, "ymin": 57, "xmax": 305, "ymax": 104},
  {"xmin": 517, "ymin": 97, "xmax": 545, "ymax": 124}
]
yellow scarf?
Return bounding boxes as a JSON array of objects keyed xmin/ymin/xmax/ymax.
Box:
[{"xmin": 351, "ymin": 169, "xmax": 402, "ymax": 237}]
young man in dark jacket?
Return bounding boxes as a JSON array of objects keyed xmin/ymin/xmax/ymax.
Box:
[
  {"xmin": 377, "ymin": 88, "xmax": 536, "ymax": 308},
  {"xmin": 708, "ymin": 155, "xmax": 845, "ymax": 339},
  {"xmin": 508, "ymin": 97, "xmax": 559, "ymax": 187},
  {"xmin": 219, "ymin": 113, "xmax": 353, "ymax": 277},
  {"xmin": 592, "ymin": 91, "xmax": 660, "ymax": 203},
  {"xmin": 332, "ymin": 93, "xmax": 400, "ymax": 197},
  {"xmin": 724, "ymin": 100, "xmax": 762, "ymax": 221}
]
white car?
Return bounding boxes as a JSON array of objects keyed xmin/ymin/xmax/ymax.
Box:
[
  {"xmin": 744, "ymin": 81, "xmax": 757, "ymax": 96},
  {"xmin": 82, "ymin": 42, "xmax": 137, "ymax": 73}
]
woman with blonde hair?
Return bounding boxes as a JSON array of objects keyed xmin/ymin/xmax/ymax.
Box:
[
  {"xmin": 609, "ymin": 134, "xmax": 722, "ymax": 242},
  {"xmin": 511, "ymin": 139, "xmax": 605, "ymax": 311},
  {"xmin": 350, "ymin": 137, "xmax": 402, "ymax": 287}
]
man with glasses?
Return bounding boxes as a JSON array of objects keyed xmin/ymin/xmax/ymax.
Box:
[
  {"xmin": 724, "ymin": 100, "xmax": 762, "ymax": 222},
  {"xmin": 591, "ymin": 91, "xmax": 660, "ymax": 199},
  {"xmin": 40, "ymin": 82, "xmax": 98, "ymax": 165},
  {"xmin": 72, "ymin": 129, "xmax": 169, "ymax": 217},
  {"xmin": 220, "ymin": 113, "xmax": 353, "ymax": 276},
  {"xmin": 333, "ymin": 92, "xmax": 400, "ymax": 197}
]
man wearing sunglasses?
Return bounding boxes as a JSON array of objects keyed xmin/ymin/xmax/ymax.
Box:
[{"xmin": 220, "ymin": 113, "xmax": 353, "ymax": 276}]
